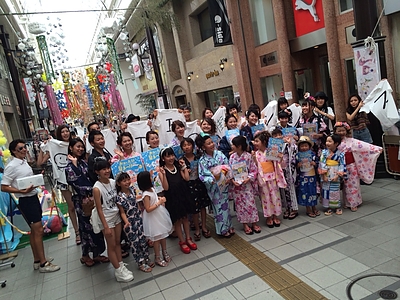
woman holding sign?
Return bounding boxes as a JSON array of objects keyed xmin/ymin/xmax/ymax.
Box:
[{"xmin": 111, "ymin": 132, "xmax": 141, "ymax": 163}]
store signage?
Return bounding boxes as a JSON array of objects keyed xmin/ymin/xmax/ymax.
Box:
[
  {"xmin": 206, "ymin": 70, "xmax": 220, "ymax": 79},
  {"xmin": 292, "ymin": 0, "xmax": 325, "ymax": 37},
  {"xmin": 207, "ymin": 0, "xmax": 233, "ymax": 47},
  {"xmin": 260, "ymin": 52, "xmax": 278, "ymax": 67},
  {"xmin": 0, "ymin": 95, "xmax": 11, "ymax": 106},
  {"xmin": 385, "ymin": 0, "xmax": 400, "ymax": 15}
]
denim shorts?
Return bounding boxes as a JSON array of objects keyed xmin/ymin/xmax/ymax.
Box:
[{"xmin": 353, "ymin": 127, "xmax": 373, "ymax": 143}]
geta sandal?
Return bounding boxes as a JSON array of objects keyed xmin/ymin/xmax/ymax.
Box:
[
  {"xmin": 283, "ymin": 211, "xmax": 289, "ymax": 219},
  {"xmin": 194, "ymin": 232, "xmax": 201, "ymax": 241},
  {"xmin": 273, "ymin": 217, "xmax": 281, "ymax": 227},
  {"xmin": 121, "ymin": 250, "xmax": 129, "ymax": 258},
  {"xmin": 350, "ymin": 206, "xmax": 358, "ymax": 212},
  {"xmin": 252, "ymin": 225, "xmax": 261, "ymax": 234},
  {"xmin": 313, "ymin": 210, "xmax": 321, "ymax": 216},
  {"xmin": 266, "ymin": 218, "xmax": 274, "ymax": 228},
  {"xmin": 155, "ymin": 256, "xmax": 168, "ymax": 267},
  {"xmin": 324, "ymin": 209, "xmax": 333, "ymax": 216},
  {"xmin": 244, "ymin": 226, "xmax": 253, "ymax": 235},
  {"xmin": 93, "ymin": 255, "xmax": 110, "ymax": 263},
  {"xmin": 202, "ymin": 230, "xmax": 211, "ymax": 238},
  {"xmin": 80, "ymin": 257, "xmax": 95, "ymax": 267},
  {"xmin": 219, "ymin": 232, "xmax": 232, "ymax": 238},
  {"xmin": 335, "ymin": 209, "xmax": 343, "ymax": 215},
  {"xmin": 288, "ymin": 211, "xmax": 299, "ymax": 220},
  {"xmin": 306, "ymin": 212, "xmax": 316, "ymax": 218}
]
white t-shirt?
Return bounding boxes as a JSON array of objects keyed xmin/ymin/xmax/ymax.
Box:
[
  {"xmin": 93, "ymin": 179, "xmax": 119, "ymax": 219},
  {"xmin": 2, "ymin": 157, "xmax": 37, "ymax": 198}
]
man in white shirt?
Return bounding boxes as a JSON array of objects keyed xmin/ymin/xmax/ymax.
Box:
[{"xmin": 1, "ymin": 139, "xmax": 60, "ymax": 273}]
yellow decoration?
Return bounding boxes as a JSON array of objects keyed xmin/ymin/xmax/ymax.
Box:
[
  {"xmin": 42, "ymin": 73, "xmax": 47, "ymax": 82},
  {"xmin": 0, "ymin": 130, "xmax": 4, "ymax": 137},
  {"xmin": 0, "ymin": 137, "xmax": 7, "ymax": 146},
  {"xmin": 52, "ymin": 80, "xmax": 63, "ymax": 91},
  {"xmin": 3, "ymin": 149, "xmax": 11, "ymax": 159}
]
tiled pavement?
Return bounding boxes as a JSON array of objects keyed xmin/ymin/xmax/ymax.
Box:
[{"xmin": 1, "ymin": 178, "xmax": 400, "ymax": 299}]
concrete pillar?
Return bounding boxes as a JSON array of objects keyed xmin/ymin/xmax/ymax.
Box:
[
  {"xmin": 272, "ymin": 0, "xmax": 297, "ymax": 103},
  {"xmin": 226, "ymin": 0, "xmax": 263, "ymax": 111},
  {"xmin": 322, "ymin": 0, "xmax": 346, "ymax": 121}
]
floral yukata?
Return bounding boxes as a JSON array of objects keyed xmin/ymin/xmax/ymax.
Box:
[
  {"xmin": 280, "ymin": 140, "xmax": 299, "ymax": 213},
  {"xmin": 65, "ymin": 160, "xmax": 106, "ymax": 258},
  {"xmin": 338, "ymin": 137, "xmax": 381, "ymax": 208},
  {"xmin": 198, "ymin": 150, "xmax": 232, "ymax": 235},
  {"xmin": 229, "ymin": 151, "xmax": 258, "ymax": 224},
  {"xmin": 255, "ymin": 150, "xmax": 287, "ymax": 218},
  {"xmin": 319, "ymin": 149, "xmax": 346, "ymax": 209},
  {"xmin": 116, "ymin": 186, "xmax": 150, "ymax": 266},
  {"xmin": 296, "ymin": 150, "xmax": 318, "ymax": 207}
]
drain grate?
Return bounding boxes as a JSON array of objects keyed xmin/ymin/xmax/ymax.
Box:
[{"xmin": 379, "ymin": 290, "xmax": 398, "ymax": 299}]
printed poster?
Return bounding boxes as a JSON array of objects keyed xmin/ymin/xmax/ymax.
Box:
[
  {"xmin": 231, "ymin": 161, "xmax": 248, "ymax": 185},
  {"xmin": 265, "ymin": 138, "xmax": 284, "ymax": 161},
  {"xmin": 141, "ymin": 147, "xmax": 163, "ymax": 193}
]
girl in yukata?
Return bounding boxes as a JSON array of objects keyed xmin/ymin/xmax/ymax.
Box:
[
  {"xmin": 318, "ymin": 134, "xmax": 346, "ymax": 216},
  {"xmin": 253, "ymin": 131, "xmax": 287, "ymax": 228},
  {"xmin": 218, "ymin": 114, "xmax": 238, "ymax": 159},
  {"xmin": 240, "ymin": 109, "xmax": 261, "ymax": 151},
  {"xmin": 229, "ymin": 136, "xmax": 260, "ymax": 235},
  {"xmin": 296, "ymin": 136, "xmax": 319, "ymax": 217},
  {"xmin": 271, "ymin": 128, "xmax": 298, "ymax": 220},
  {"xmin": 116, "ymin": 172, "xmax": 154, "ymax": 272},
  {"xmin": 333, "ymin": 122, "xmax": 382, "ymax": 212},
  {"xmin": 200, "ymin": 118, "xmax": 221, "ymax": 148},
  {"xmin": 196, "ymin": 134, "xmax": 234, "ymax": 238}
]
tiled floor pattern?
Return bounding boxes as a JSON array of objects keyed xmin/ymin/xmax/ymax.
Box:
[{"xmin": 0, "ymin": 178, "xmax": 400, "ymax": 299}]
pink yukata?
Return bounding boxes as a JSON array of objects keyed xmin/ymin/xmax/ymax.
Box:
[
  {"xmin": 338, "ymin": 137, "xmax": 382, "ymax": 208},
  {"xmin": 229, "ymin": 151, "xmax": 259, "ymax": 224},
  {"xmin": 255, "ymin": 150, "xmax": 287, "ymax": 218}
]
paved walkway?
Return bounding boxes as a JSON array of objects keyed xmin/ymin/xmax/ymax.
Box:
[{"xmin": 0, "ymin": 178, "xmax": 400, "ymax": 300}]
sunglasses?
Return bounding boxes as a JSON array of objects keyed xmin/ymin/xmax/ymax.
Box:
[{"xmin": 18, "ymin": 145, "xmax": 27, "ymax": 151}]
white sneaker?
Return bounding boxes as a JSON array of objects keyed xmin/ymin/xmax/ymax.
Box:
[
  {"xmin": 39, "ymin": 261, "xmax": 60, "ymax": 273},
  {"xmin": 119, "ymin": 262, "xmax": 133, "ymax": 276},
  {"xmin": 34, "ymin": 257, "xmax": 54, "ymax": 270},
  {"xmin": 115, "ymin": 266, "xmax": 134, "ymax": 282}
]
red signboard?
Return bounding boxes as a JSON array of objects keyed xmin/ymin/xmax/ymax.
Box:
[{"xmin": 292, "ymin": 0, "xmax": 325, "ymax": 37}]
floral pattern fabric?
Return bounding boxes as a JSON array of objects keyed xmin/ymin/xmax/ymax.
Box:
[
  {"xmin": 255, "ymin": 150, "xmax": 286, "ymax": 218},
  {"xmin": 116, "ymin": 187, "xmax": 150, "ymax": 265},
  {"xmin": 229, "ymin": 151, "xmax": 259, "ymax": 224},
  {"xmin": 198, "ymin": 150, "xmax": 232, "ymax": 235}
]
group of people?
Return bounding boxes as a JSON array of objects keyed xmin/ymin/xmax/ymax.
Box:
[{"xmin": 0, "ymin": 91, "xmax": 382, "ymax": 283}]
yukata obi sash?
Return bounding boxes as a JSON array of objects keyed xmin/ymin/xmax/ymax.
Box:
[
  {"xmin": 326, "ymin": 159, "xmax": 339, "ymax": 167},
  {"xmin": 260, "ymin": 161, "xmax": 274, "ymax": 173}
]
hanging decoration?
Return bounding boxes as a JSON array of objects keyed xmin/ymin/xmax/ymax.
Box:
[
  {"xmin": 36, "ymin": 35, "xmax": 55, "ymax": 84},
  {"xmin": 86, "ymin": 67, "xmax": 104, "ymax": 115},
  {"xmin": 106, "ymin": 38, "xmax": 123, "ymax": 84},
  {"xmin": 85, "ymin": 85, "xmax": 94, "ymax": 109},
  {"xmin": 109, "ymin": 74, "xmax": 125, "ymax": 112},
  {"xmin": 45, "ymin": 85, "xmax": 63, "ymax": 125}
]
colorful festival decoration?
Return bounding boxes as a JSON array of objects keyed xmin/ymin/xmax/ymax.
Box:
[
  {"xmin": 36, "ymin": 35, "xmax": 55, "ymax": 84},
  {"xmin": 106, "ymin": 38, "xmax": 124, "ymax": 84},
  {"xmin": 85, "ymin": 67, "xmax": 105, "ymax": 115}
]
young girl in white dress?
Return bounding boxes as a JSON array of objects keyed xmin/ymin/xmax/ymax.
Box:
[{"xmin": 137, "ymin": 171, "xmax": 173, "ymax": 267}]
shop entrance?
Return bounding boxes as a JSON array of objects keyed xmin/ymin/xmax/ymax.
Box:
[{"xmin": 204, "ymin": 86, "xmax": 234, "ymax": 112}]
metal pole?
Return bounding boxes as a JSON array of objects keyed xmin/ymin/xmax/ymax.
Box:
[
  {"xmin": 145, "ymin": 26, "xmax": 169, "ymax": 109},
  {"xmin": 0, "ymin": 26, "xmax": 31, "ymax": 138}
]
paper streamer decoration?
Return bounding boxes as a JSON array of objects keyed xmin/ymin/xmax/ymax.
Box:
[
  {"xmin": 45, "ymin": 85, "xmax": 63, "ymax": 125},
  {"xmin": 109, "ymin": 74, "xmax": 124, "ymax": 112},
  {"xmin": 85, "ymin": 84, "xmax": 94, "ymax": 109},
  {"xmin": 106, "ymin": 38, "xmax": 123, "ymax": 84},
  {"xmin": 86, "ymin": 66, "xmax": 104, "ymax": 115},
  {"xmin": 36, "ymin": 35, "xmax": 55, "ymax": 83}
]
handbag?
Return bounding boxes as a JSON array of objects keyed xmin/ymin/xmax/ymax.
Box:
[{"xmin": 81, "ymin": 195, "xmax": 95, "ymax": 217}]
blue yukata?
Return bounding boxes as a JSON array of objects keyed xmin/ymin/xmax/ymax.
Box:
[{"xmin": 198, "ymin": 150, "xmax": 232, "ymax": 235}]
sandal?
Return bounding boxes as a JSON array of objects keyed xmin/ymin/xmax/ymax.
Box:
[
  {"xmin": 194, "ymin": 232, "xmax": 201, "ymax": 242},
  {"xmin": 75, "ymin": 231, "xmax": 81, "ymax": 246},
  {"xmin": 306, "ymin": 212, "xmax": 316, "ymax": 218},
  {"xmin": 229, "ymin": 228, "xmax": 235, "ymax": 235},
  {"xmin": 179, "ymin": 241, "xmax": 191, "ymax": 254},
  {"xmin": 202, "ymin": 230, "xmax": 211, "ymax": 239},
  {"xmin": 288, "ymin": 211, "xmax": 299, "ymax": 220},
  {"xmin": 273, "ymin": 217, "xmax": 281, "ymax": 227},
  {"xmin": 335, "ymin": 209, "xmax": 343, "ymax": 215},
  {"xmin": 324, "ymin": 209, "xmax": 333, "ymax": 216},
  {"xmin": 145, "ymin": 258, "xmax": 155, "ymax": 268},
  {"xmin": 266, "ymin": 218, "xmax": 274, "ymax": 228},
  {"xmin": 350, "ymin": 206, "xmax": 358, "ymax": 212},
  {"xmin": 283, "ymin": 211, "xmax": 290, "ymax": 219},
  {"xmin": 219, "ymin": 232, "xmax": 232, "ymax": 238},
  {"xmin": 252, "ymin": 225, "xmax": 261, "ymax": 234},
  {"xmin": 244, "ymin": 225, "xmax": 253, "ymax": 235},
  {"xmin": 147, "ymin": 239, "xmax": 154, "ymax": 248},
  {"xmin": 186, "ymin": 237, "xmax": 197, "ymax": 250},
  {"xmin": 155, "ymin": 256, "xmax": 168, "ymax": 267},
  {"xmin": 139, "ymin": 263, "xmax": 152, "ymax": 272},
  {"xmin": 313, "ymin": 210, "xmax": 321, "ymax": 216},
  {"xmin": 80, "ymin": 257, "xmax": 95, "ymax": 267},
  {"xmin": 162, "ymin": 250, "xmax": 172, "ymax": 263},
  {"xmin": 93, "ymin": 255, "xmax": 110, "ymax": 263}
]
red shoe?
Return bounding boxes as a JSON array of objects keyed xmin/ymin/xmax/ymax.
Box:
[
  {"xmin": 179, "ymin": 241, "xmax": 191, "ymax": 254},
  {"xmin": 186, "ymin": 237, "xmax": 197, "ymax": 250}
]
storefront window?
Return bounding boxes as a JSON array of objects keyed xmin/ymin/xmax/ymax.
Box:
[
  {"xmin": 248, "ymin": 0, "xmax": 277, "ymax": 46},
  {"xmin": 339, "ymin": 0, "xmax": 353, "ymax": 13},
  {"xmin": 205, "ymin": 86, "xmax": 234, "ymax": 111},
  {"xmin": 198, "ymin": 8, "xmax": 213, "ymax": 42},
  {"xmin": 345, "ymin": 58, "xmax": 357, "ymax": 95},
  {"xmin": 260, "ymin": 74, "xmax": 283, "ymax": 106}
]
